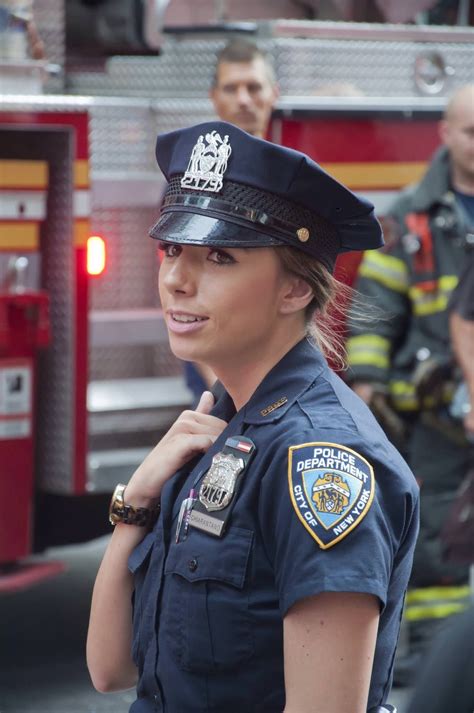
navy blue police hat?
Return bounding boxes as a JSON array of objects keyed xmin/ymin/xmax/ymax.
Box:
[{"xmin": 149, "ymin": 121, "xmax": 383, "ymax": 272}]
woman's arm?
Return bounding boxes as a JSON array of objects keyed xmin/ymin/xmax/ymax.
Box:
[
  {"xmin": 86, "ymin": 523, "xmax": 144, "ymax": 692},
  {"xmin": 283, "ymin": 591, "xmax": 380, "ymax": 713},
  {"xmin": 86, "ymin": 391, "xmax": 227, "ymax": 692}
]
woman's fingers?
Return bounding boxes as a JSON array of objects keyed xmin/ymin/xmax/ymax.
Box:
[
  {"xmin": 183, "ymin": 433, "xmax": 218, "ymax": 456},
  {"xmin": 195, "ymin": 390, "xmax": 215, "ymax": 415},
  {"xmin": 173, "ymin": 415, "xmax": 226, "ymax": 437},
  {"xmin": 127, "ymin": 392, "xmax": 226, "ymax": 499}
]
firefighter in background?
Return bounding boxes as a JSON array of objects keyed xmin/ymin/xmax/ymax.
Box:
[
  {"xmin": 346, "ymin": 83, "xmax": 474, "ymax": 680},
  {"xmin": 184, "ymin": 39, "xmax": 279, "ymax": 399},
  {"xmin": 406, "ymin": 247, "xmax": 474, "ymax": 713}
]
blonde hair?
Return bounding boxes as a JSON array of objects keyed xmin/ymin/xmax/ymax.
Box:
[{"xmin": 276, "ymin": 246, "xmax": 354, "ymax": 371}]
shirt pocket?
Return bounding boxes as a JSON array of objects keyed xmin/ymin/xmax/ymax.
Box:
[
  {"xmin": 163, "ymin": 526, "xmax": 254, "ymax": 673},
  {"xmin": 128, "ymin": 531, "xmax": 156, "ymax": 667}
]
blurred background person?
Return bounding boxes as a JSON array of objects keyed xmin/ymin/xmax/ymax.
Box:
[
  {"xmin": 406, "ymin": 250, "xmax": 474, "ymax": 713},
  {"xmin": 184, "ymin": 39, "xmax": 280, "ymax": 401},
  {"xmin": 345, "ymin": 83, "xmax": 474, "ymax": 683},
  {"xmin": 210, "ymin": 38, "xmax": 279, "ymax": 140},
  {"xmin": 449, "ymin": 251, "xmax": 474, "ymax": 439}
]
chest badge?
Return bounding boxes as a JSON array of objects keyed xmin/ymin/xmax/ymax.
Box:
[
  {"xmin": 288, "ymin": 441, "xmax": 375, "ymax": 549},
  {"xmin": 187, "ymin": 436, "xmax": 256, "ymax": 538},
  {"xmin": 181, "ymin": 130, "xmax": 232, "ymax": 193},
  {"xmin": 199, "ymin": 452, "xmax": 244, "ymax": 512}
]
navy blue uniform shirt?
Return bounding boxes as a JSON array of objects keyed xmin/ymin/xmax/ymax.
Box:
[{"xmin": 128, "ymin": 339, "xmax": 419, "ymax": 713}]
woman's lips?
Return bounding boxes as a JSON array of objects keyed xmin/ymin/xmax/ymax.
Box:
[{"xmin": 166, "ymin": 311, "xmax": 209, "ymax": 334}]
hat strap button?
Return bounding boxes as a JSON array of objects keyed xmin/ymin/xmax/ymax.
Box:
[{"xmin": 297, "ymin": 228, "xmax": 310, "ymax": 242}]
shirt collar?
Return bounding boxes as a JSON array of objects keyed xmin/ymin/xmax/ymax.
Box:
[{"xmin": 211, "ymin": 338, "xmax": 326, "ymax": 426}]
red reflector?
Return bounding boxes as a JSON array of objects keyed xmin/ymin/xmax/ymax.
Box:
[{"xmin": 87, "ymin": 235, "xmax": 106, "ymax": 276}]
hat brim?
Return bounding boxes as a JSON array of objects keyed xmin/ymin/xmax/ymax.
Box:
[{"xmin": 149, "ymin": 211, "xmax": 282, "ymax": 248}]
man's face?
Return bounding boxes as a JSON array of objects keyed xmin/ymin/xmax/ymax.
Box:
[
  {"xmin": 210, "ymin": 58, "xmax": 279, "ymax": 138},
  {"xmin": 440, "ymin": 94, "xmax": 474, "ymax": 184}
]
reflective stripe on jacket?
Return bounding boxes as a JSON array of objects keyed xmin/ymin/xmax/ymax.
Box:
[{"xmin": 347, "ymin": 147, "xmax": 468, "ymax": 412}]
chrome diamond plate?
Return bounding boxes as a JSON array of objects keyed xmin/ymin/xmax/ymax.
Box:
[
  {"xmin": 88, "ymin": 205, "xmax": 181, "ymax": 380},
  {"xmin": 89, "ymin": 207, "xmax": 158, "ymax": 311},
  {"xmin": 66, "ymin": 30, "xmax": 473, "ymax": 100},
  {"xmin": 32, "ymin": 0, "xmax": 65, "ymax": 90},
  {"xmin": 88, "ymin": 99, "xmax": 214, "ymax": 173},
  {"xmin": 67, "ymin": 37, "xmax": 275, "ymax": 97},
  {"xmin": 275, "ymin": 38, "xmax": 474, "ymax": 96},
  {"xmin": 89, "ymin": 101, "xmax": 157, "ymax": 173},
  {"xmin": 36, "ymin": 131, "xmax": 75, "ymax": 493}
]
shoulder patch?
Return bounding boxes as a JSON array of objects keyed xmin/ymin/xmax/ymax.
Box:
[{"xmin": 288, "ymin": 441, "xmax": 374, "ymax": 549}]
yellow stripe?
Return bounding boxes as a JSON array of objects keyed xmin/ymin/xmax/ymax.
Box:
[
  {"xmin": 320, "ymin": 162, "xmax": 427, "ymax": 189},
  {"xmin": 74, "ymin": 160, "xmax": 90, "ymax": 189},
  {"xmin": 406, "ymin": 585, "xmax": 471, "ymax": 603},
  {"xmin": 347, "ymin": 353, "xmax": 390, "ymax": 369},
  {"xmin": 0, "ymin": 222, "xmax": 39, "ymax": 250},
  {"xmin": 347, "ymin": 335, "xmax": 391, "ymax": 370},
  {"xmin": 347, "ymin": 335, "xmax": 391, "ymax": 349},
  {"xmin": 74, "ymin": 219, "xmax": 90, "ymax": 247},
  {"xmin": 390, "ymin": 381, "xmax": 416, "ymax": 395},
  {"xmin": 359, "ymin": 252, "xmax": 408, "ymax": 293},
  {"xmin": 389, "ymin": 380, "xmax": 418, "ymax": 410},
  {"xmin": 0, "ymin": 160, "xmax": 48, "ymax": 189},
  {"xmin": 405, "ymin": 602, "xmax": 468, "ymax": 621},
  {"xmin": 410, "ymin": 275, "xmax": 459, "ymax": 316}
]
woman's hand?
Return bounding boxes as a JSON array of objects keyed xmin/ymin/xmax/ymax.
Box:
[{"xmin": 125, "ymin": 391, "xmax": 227, "ymax": 506}]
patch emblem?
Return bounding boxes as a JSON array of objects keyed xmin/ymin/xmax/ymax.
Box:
[
  {"xmin": 288, "ymin": 441, "xmax": 375, "ymax": 549},
  {"xmin": 181, "ymin": 130, "xmax": 232, "ymax": 193},
  {"xmin": 199, "ymin": 451, "xmax": 244, "ymax": 512}
]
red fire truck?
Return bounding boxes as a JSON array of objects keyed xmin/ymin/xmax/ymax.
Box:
[{"xmin": 1, "ymin": 14, "xmax": 471, "ymax": 590}]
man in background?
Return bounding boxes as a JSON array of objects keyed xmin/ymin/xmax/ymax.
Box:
[
  {"xmin": 185, "ymin": 39, "xmax": 279, "ymax": 398},
  {"xmin": 210, "ymin": 38, "xmax": 279, "ymax": 140},
  {"xmin": 346, "ymin": 83, "xmax": 474, "ymax": 681}
]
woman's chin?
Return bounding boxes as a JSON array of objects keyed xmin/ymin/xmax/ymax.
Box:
[{"xmin": 168, "ymin": 340, "xmax": 207, "ymax": 365}]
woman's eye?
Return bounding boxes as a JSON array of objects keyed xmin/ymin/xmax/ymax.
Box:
[
  {"xmin": 158, "ymin": 242, "xmax": 181, "ymax": 258},
  {"xmin": 207, "ymin": 249, "xmax": 235, "ymax": 265}
]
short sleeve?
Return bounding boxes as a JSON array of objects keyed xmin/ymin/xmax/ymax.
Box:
[{"xmin": 258, "ymin": 431, "xmax": 409, "ymax": 616}]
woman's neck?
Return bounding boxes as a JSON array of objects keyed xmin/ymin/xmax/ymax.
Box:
[{"xmin": 213, "ymin": 330, "xmax": 306, "ymax": 412}]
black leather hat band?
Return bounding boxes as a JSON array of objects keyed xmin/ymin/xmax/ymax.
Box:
[{"xmin": 162, "ymin": 193, "xmax": 301, "ymax": 241}]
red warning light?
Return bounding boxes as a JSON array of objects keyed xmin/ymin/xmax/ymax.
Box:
[{"xmin": 87, "ymin": 235, "xmax": 106, "ymax": 276}]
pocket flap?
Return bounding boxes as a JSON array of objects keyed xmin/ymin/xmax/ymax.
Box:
[
  {"xmin": 164, "ymin": 526, "xmax": 253, "ymax": 588},
  {"xmin": 128, "ymin": 531, "xmax": 156, "ymax": 574}
]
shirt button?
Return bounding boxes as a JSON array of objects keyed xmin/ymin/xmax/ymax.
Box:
[{"xmin": 188, "ymin": 558, "xmax": 198, "ymax": 572}]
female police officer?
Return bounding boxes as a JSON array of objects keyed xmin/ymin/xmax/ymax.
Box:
[{"xmin": 87, "ymin": 121, "xmax": 419, "ymax": 713}]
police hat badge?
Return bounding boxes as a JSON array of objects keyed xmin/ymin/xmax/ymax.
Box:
[{"xmin": 181, "ymin": 131, "xmax": 232, "ymax": 193}]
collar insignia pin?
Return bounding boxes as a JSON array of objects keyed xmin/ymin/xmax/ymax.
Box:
[
  {"xmin": 260, "ymin": 396, "xmax": 288, "ymax": 417},
  {"xmin": 181, "ymin": 130, "xmax": 232, "ymax": 193}
]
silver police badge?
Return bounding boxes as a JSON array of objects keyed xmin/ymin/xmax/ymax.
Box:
[
  {"xmin": 181, "ymin": 130, "xmax": 232, "ymax": 193},
  {"xmin": 199, "ymin": 452, "xmax": 244, "ymax": 512}
]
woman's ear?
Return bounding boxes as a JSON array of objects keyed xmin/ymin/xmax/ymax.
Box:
[{"xmin": 279, "ymin": 276, "xmax": 314, "ymax": 315}]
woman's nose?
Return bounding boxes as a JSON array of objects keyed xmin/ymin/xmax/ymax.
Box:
[{"xmin": 162, "ymin": 256, "xmax": 196, "ymax": 294}]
